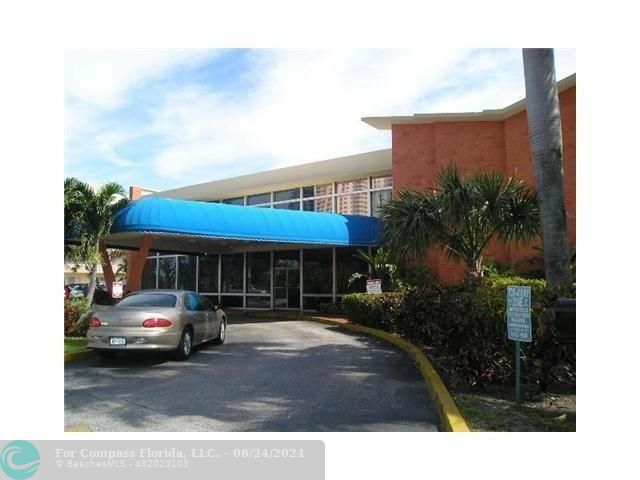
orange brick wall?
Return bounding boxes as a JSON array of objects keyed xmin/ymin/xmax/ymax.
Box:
[{"xmin": 392, "ymin": 86, "xmax": 576, "ymax": 283}]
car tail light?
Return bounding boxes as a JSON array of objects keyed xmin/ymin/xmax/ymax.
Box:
[
  {"xmin": 142, "ymin": 318, "xmax": 173, "ymax": 328},
  {"xmin": 89, "ymin": 317, "xmax": 102, "ymax": 327}
]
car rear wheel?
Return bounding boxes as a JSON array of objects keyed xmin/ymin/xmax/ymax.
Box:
[
  {"xmin": 174, "ymin": 327, "xmax": 193, "ymax": 361},
  {"xmin": 212, "ymin": 319, "xmax": 226, "ymax": 345}
]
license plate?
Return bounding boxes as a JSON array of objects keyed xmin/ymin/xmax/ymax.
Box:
[{"xmin": 109, "ymin": 336, "xmax": 127, "ymax": 347}]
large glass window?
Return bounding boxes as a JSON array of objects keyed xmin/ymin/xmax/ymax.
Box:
[
  {"xmin": 246, "ymin": 252, "xmax": 271, "ymax": 294},
  {"xmin": 177, "ymin": 255, "xmax": 197, "ymax": 291},
  {"xmin": 274, "ymin": 250, "xmax": 300, "ymax": 269},
  {"xmin": 274, "ymin": 188, "xmax": 300, "ymax": 202},
  {"xmin": 221, "ymin": 295, "xmax": 243, "ymax": 308},
  {"xmin": 336, "ymin": 193, "xmax": 369, "ymax": 216},
  {"xmin": 303, "ymin": 183, "xmax": 333, "ymax": 198},
  {"xmin": 223, "ymin": 197, "xmax": 244, "ymax": 206},
  {"xmin": 246, "ymin": 296, "xmax": 271, "ymax": 308},
  {"xmin": 247, "ymin": 192, "xmax": 271, "ymax": 206},
  {"xmin": 336, "ymin": 178, "xmax": 368, "ymax": 194},
  {"xmin": 303, "ymin": 249, "xmax": 332, "ymax": 294},
  {"xmin": 198, "ymin": 255, "xmax": 219, "ymax": 293},
  {"xmin": 141, "ymin": 257, "xmax": 157, "ymax": 289},
  {"xmin": 371, "ymin": 189, "xmax": 392, "ymax": 217},
  {"xmin": 273, "ymin": 201, "xmax": 300, "ymax": 210},
  {"xmin": 274, "ymin": 250, "xmax": 300, "ymax": 309},
  {"xmin": 221, "ymin": 253, "xmax": 244, "ymax": 293},
  {"xmin": 303, "ymin": 198, "xmax": 333, "ymax": 213},
  {"xmin": 371, "ymin": 175, "xmax": 393, "ymax": 189},
  {"xmin": 336, "ymin": 247, "xmax": 368, "ymax": 293},
  {"xmin": 158, "ymin": 256, "xmax": 177, "ymax": 289}
]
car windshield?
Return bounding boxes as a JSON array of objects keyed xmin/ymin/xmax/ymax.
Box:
[{"xmin": 117, "ymin": 293, "xmax": 177, "ymax": 308}]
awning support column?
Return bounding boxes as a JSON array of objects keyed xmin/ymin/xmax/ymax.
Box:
[{"xmin": 127, "ymin": 235, "xmax": 153, "ymax": 292}]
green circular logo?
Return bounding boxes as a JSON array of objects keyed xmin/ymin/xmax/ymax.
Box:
[{"xmin": 1, "ymin": 441, "xmax": 40, "ymax": 480}]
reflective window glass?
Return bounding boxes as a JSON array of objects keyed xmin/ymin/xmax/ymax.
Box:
[
  {"xmin": 246, "ymin": 296, "xmax": 271, "ymax": 308},
  {"xmin": 371, "ymin": 190, "xmax": 393, "ymax": 217},
  {"xmin": 303, "ymin": 198, "xmax": 333, "ymax": 213},
  {"xmin": 177, "ymin": 255, "xmax": 197, "ymax": 291},
  {"xmin": 198, "ymin": 255, "xmax": 219, "ymax": 293},
  {"xmin": 141, "ymin": 257, "xmax": 157, "ymax": 289},
  {"xmin": 336, "ymin": 247, "xmax": 368, "ymax": 293},
  {"xmin": 303, "ymin": 249, "xmax": 332, "ymax": 294},
  {"xmin": 158, "ymin": 256, "xmax": 176, "ymax": 289},
  {"xmin": 273, "ymin": 201, "xmax": 300, "ymax": 210},
  {"xmin": 336, "ymin": 178, "xmax": 368, "ymax": 194},
  {"xmin": 371, "ymin": 175, "xmax": 393, "ymax": 189},
  {"xmin": 247, "ymin": 192, "xmax": 271, "ymax": 205},
  {"xmin": 303, "ymin": 183, "xmax": 333, "ymax": 198},
  {"xmin": 221, "ymin": 253, "xmax": 244, "ymax": 293},
  {"xmin": 274, "ymin": 188, "xmax": 300, "ymax": 202},
  {"xmin": 246, "ymin": 252, "xmax": 271, "ymax": 294},
  {"xmin": 223, "ymin": 197, "xmax": 244, "ymax": 206},
  {"xmin": 336, "ymin": 193, "xmax": 369, "ymax": 216}
]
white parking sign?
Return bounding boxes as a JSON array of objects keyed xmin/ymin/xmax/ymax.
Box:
[
  {"xmin": 507, "ymin": 286, "xmax": 532, "ymax": 342},
  {"xmin": 112, "ymin": 281, "xmax": 124, "ymax": 299}
]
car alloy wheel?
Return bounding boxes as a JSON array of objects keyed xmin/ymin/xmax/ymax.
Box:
[
  {"xmin": 183, "ymin": 330, "xmax": 192, "ymax": 356},
  {"xmin": 219, "ymin": 322, "xmax": 226, "ymax": 342}
]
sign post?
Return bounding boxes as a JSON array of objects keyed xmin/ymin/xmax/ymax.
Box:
[{"xmin": 506, "ymin": 286, "xmax": 532, "ymax": 403}]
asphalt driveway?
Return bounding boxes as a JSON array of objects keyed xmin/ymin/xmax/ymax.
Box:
[{"xmin": 64, "ymin": 318, "xmax": 440, "ymax": 431}]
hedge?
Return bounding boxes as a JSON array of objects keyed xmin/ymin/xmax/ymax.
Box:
[{"xmin": 342, "ymin": 277, "xmax": 575, "ymax": 390}]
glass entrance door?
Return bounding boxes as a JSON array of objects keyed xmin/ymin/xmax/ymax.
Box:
[{"xmin": 274, "ymin": 251, "xmax": 300, "ymax": 309}]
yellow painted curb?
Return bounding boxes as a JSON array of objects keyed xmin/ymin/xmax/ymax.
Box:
[
  {"xmin": 64, "ymin": 423, "xmax": 92, "ymax": 432},
  {"xmin": 308, "ymin": 316, "xmax": 470, "ymax": 432},
  {"xmin": 64, "ymin": 349, "xmax": 94, "ymax": 363}
]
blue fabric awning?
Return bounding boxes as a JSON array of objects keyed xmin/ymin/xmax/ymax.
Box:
[{"xmin": 109, "ymin": 197, "xmax": 381, "ymax": 248}]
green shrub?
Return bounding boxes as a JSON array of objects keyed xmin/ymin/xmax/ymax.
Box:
[
  {"xmin": 342, "ymin": 277, "xmax": 575, "ymax": 390},
  {"xmin": 64, "ymin": 298, "xmax": 92, "ymax": 337},
  {"xmin": 342, "ymin": 292, "xmax": 405, "ymax": 330},
  {"xmin": 474, "ymin": 276, "xmax": 546, "ymax": 326}
]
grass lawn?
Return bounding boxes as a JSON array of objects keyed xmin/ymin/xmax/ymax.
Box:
[
  {"xmin": 64, "ymin": 337, "xmax": 88, "ymax": 354},
  {"xmin": 454, "ymin": 386, "xmax": 576, "ymax": 432}
]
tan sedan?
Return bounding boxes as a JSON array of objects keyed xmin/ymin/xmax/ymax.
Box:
[{"xmin": 87, "ymin": 290, "xmax": 227, "ymax": 360}]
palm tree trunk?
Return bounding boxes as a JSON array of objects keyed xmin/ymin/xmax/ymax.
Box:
[
  {"xmin": 85, "ymin": 263, "xmax": 97, "ymax": 304},
  {"xmin": 522, "ymin": 48, "xmax": 572, "ymax": 289},
  {"xmin": 99, "ymin": 241, "xmax": 115, "ymax": 296}
]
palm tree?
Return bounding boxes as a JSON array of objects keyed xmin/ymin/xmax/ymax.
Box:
[
  {"xmin": 522, "ymin": 48, "xmax": 572, "ymax": 289},
  {"xmin": 347, "ymin": 248, "xmax": 398, "ymax": 292},
  {"xmin": 64, "ymin": 179, "xmax": 129, "ymax": 304},
  {"xmin": 380, "ymin": 166, "xmax": 540, "ymax": 279}
]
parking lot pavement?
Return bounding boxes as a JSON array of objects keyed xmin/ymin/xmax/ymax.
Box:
[{"xmin": 64, "ymin": 318, "xmax": 441, "ymax": 432}]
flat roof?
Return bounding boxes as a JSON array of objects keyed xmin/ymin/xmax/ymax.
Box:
[
  {"xmin": 152, "ymin": 148, "xmax": 392, "ymax": 201},
  {"xmin": 362, "ymin": 74, "xmax": 576, "ymax": 130}
]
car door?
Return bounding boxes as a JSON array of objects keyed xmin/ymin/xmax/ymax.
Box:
[
  {"xmin": 183, "ymin": 292, "xmax": 207, "ymax": 344},
  {"xmin": 198, "ymin": 294, "xmax": 220, "ymax": 340}
]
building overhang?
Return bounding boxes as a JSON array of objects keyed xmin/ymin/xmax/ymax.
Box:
[
  {"xmin": 105, "ymin": 197, "xmax": 381, "ymax": 254},
  {"xmin": 151, "ymin": 149, "xmax": 392, "ymax": 202},
  {"xmin": 362, "ymin": 73, "xmax": 576, "ymax": 130}
]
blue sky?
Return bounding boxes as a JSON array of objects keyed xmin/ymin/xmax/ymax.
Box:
[{"xmin": 65, "ymin": 49, "xmax": 576, "ymax": 193}]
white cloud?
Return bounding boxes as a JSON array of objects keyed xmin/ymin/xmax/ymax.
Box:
[
  {"xmin": 65, "ymin": 49, "xmax": 215, "ymax": 109},
  {"xmin": 148, "ymin": 49, "xmax": 474, "ymax": 179},
  {"xmin": 65, "ymin": 49, "xmax": 576, "ymax": 189}
]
